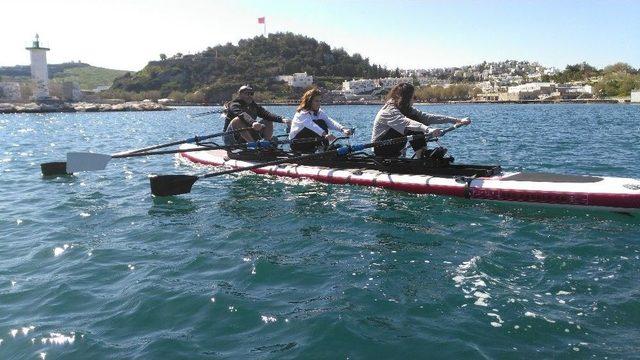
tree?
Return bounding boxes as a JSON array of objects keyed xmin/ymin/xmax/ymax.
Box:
[
  {"xmin": 553, "ymin": 62, "xmax": 601, "ymax": 83},
  {"xmin": 594, "ymin": 72, "xmax": 640, "ymax": 97},
  {"xmin": 603, "ymin": 62, "xmax": 636, "ymax": 74},
  {"xmin": 160, "ymin": 53, "xmax": 167, "ymax": 61}
]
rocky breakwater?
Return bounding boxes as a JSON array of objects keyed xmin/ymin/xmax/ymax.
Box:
[{"xmin": 0, "ymin": 101, "xmax": 171, "ymax": 113}]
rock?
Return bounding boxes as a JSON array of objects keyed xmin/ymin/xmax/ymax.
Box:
[
  {"xmin": 0, "ymin": 103, "xmax": 16, "ymax": 112},
  {"xmin": 0, "ymin": 100, "xmax": 170, "ymax": 113}
]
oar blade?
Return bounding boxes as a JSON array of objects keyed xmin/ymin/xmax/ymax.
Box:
[
  {"xmin": 150, "ymin": 175, "xmax": 199, "ymax": 196},
  {"xmin": 41, "ymin": 162, "xmax": 71, "ymax": 176},
  {"xmin": 66, "ymin": 152, "xmax": 112, "ymax": 172}
]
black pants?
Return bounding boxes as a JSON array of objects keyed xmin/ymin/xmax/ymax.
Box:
[
  {"xmin": 224, "ymin": 121, "xmax": 265, "ymax": 146},
  {"xmin": 291, "ymin": 120, "xmax": 329, "ymax": 153},
  {"xmin": 373, "ymin": 128, "xmax": 426, "ymax": 157}
]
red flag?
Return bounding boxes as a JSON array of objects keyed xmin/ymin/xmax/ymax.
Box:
[{"xmin": 258, "ymin": 17, "xmax": 265, "ymax": 24}]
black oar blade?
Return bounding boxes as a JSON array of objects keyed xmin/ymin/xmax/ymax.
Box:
[
  {"xmin": 41, "ymin": 162, "xmax": 71, "ymax": 176},
  {"xmin": 150, "ymin": 175, "xmax": 199, "ymax": 196}
]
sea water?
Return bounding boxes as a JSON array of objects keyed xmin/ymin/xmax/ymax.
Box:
[{"xmin": 1, "ymin": 104, "xmax": 639, "ymax": 358}]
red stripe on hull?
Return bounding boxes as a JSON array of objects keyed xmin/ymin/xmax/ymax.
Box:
[
  {"xmin": 470, "ymin": 188, "xmax": 640, "ymax": 209},
  {"xmin": 180, "ymin": 153, "xmax": 640, "ymax": 210}
]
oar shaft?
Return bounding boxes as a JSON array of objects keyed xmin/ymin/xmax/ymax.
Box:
[
  {"xmin": 189, "ymin": 109, "xmax": 224, "ymax": 118},
  {"xmin": 114, "ymin": 127, "xmax": 251, "ymax": 156},
  {"xmin": 111, "ymin": 136, "xmax": 322, "ymax": 159},
  {"xmin": 113, "ymin": 146, "xmax": 222, "ymax": 158},
  {"xmin": 203, "ymin": 149, "xmax": 331, "ymax": 178}
]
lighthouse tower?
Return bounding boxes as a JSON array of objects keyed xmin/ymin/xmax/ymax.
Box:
[{"xmin": 25, "ymin": 34, "xmax": 50, "ymax": 100}]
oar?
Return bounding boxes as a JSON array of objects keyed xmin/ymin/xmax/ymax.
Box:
[
  {"xmin": 64, "ymin": 134, "xmax": 323, "ymax": 173},
  {"xmin": 40, "ymin": 127, "xmax": 251, "ymax": 176},
  {"xmin": 187, "ymin": 109, "xmax": 224, "ymax": 118},
  {"xmin": 150, "ymin": 123, "xmax": 466, "ymax": 196}
]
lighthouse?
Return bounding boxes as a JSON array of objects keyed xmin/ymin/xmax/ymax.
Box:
[{"xmin": 25, "ymin": 34, "xmax": 50, "ymax": 100}]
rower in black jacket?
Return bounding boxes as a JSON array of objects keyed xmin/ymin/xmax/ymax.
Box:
[{"xmin": 223, "ymin": 85, "xmax": 291, "ymax": 145}]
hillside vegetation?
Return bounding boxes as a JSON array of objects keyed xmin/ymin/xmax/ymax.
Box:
[
  {"xmin": 548, "ymin": 62, "xmax": 640, "ymax": 97},
  {"xmin": 54, "ymin": 66, "xmax": 129, "ymax": 90},
  {"xmin": 108, "ymin": 32, "xmax": 391, "ymax": 103},
  {"xmin": 0, "ymin": 62, "xmax": 130, "ymax": 90}
]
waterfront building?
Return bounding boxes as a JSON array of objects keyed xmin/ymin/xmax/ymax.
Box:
[
  {"xmin": 475, "ymin": 92, "xmax": 499, "ymax": 101},
  {"xmin": 342, "ymin": 79, "xmax": 376, "ymax": 94},
  {"xmin": 498, "ymin": 92, "xmax": 521, "ymax": 102},
  {"xmin": 557, "ymin": 84, "xmax": 593, "ymax": 99},
  {"xmin": 0, "ymin": 82, "xmax": 22, "ymax": 101},
  {"xmin": 275, "ymin": 72, "xmax": 313, "ymax": 88},
  {"xmin": 25, "ymin": 34, "xmax": 50, "ymax": 100},
  {"xmin": 631, "ymin": 90, "xmax": 640, "ymax": 103},
  {"xmin": 507, "ymin": 82, "xmax": 556, "ymax": 100}
]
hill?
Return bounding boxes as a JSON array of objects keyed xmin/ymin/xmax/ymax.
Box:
[
  {"xmin": 108, "ymin": 32, "xmax": 391, "ymax": 102},
  {"xmin": 0, "ymin": 63, "xmax": 130, "ymax": 90}
]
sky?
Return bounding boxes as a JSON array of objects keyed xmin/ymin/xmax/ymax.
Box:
[{"xmin": 1, "ymin": 0, "xmax": 639, "ymax": 71}]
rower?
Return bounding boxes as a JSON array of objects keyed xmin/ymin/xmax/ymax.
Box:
[
  {"xmin": 223, "ymin": 85, "xmax": 291, "ymax": 146},
  {"xmin": 370, "ymin": 82, "xmax": 470, "ymax": 158},
  {"xmin": 289, "ymin": 88, "xmax": 352, "ymax": 153}
]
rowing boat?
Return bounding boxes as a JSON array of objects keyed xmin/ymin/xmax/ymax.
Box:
[{"xmin": 177, "ymin": 143, "xmax": 640, "ymax": 213}]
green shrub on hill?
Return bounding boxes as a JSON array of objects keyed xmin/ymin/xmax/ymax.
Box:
[{"xmin": 593, "ymin": 64, "xmax": 640, "ymax": 97}]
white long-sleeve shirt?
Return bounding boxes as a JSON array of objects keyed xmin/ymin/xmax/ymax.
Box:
[
  {"xmin": 370, "ymin": 101, "xmax": 461, "ymax": 141},
  {"xmin": 288, "ymin": 109, "xmax": 346, "ymax": 139}
]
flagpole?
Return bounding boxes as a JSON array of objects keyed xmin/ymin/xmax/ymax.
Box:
[{"xmin": 264, "ymin": 22, "xmax": 266, "ymax": 37}]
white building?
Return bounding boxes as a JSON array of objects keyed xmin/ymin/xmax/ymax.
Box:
[
  {"xmin": 378, "ymin": 77, "xmax": 413, "ymax": 89},
  {"xmin": 93, "ymin": 85, "xmax": 111, "ymax": 93},
  {"xmin": 0, "ymin": 82, "xmax": 22, "ymax": 101},
  {"xmin": 631, "ymin": 90, "xmax": 640, "ymax": 103},
  {"xmin": 342, "ymin": 79, "xmax": 376, "ymax": 94},
  {"xmin": 507, "ymin": 82, "xmax": 556, "ymax": 100},
  {"xmin": 476, "ymin": 81, "xmax": 495, "ymax": 93},
  {"xmin": 25, "ymin": 34, "xmax": 50, "ymax": 100},
  {"xmin": 544, "ymin": 67, "xmax": 560, "ymax": 76},
  {"xmin": 557, "ymin": 84, "xmax": 593, "ymax": 98},
  {"xmin": 507, "ymin": 82, "xmax": 555, "ymax": 94},
  {"xmin": 275, "ymin": 72, "xmax": 313, "ymax": 88}
]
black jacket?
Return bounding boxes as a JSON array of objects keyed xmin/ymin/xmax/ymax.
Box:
[{"xmin": 223, "ymin": 98, "xmax": 284, "ymax": 131}]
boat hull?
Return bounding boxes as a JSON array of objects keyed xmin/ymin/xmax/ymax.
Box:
[{"xmin": 177, "ymin": 144, "xmax": 640, "ymax": 213}]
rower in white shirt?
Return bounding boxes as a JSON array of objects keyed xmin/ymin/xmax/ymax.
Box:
[{"xmin": 289, "ymin": 88, "xmax": 352, "ymax": 153}]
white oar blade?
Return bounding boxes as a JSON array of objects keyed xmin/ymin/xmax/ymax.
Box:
[{"xmin": 66, "ymin": 152, "xmax": 113, "ymax": 172}]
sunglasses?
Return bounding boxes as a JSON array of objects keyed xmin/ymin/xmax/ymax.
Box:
[{"xmin": 243, "ymin": 91, "xmax": 254, "ymax": 96}]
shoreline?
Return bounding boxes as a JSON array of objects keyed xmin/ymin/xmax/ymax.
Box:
[
  {"xmin": 0, "ymin": 101, "xmax": 171, "ymax": 114},
  {"xmin": 2, "ymin": 99, "xmax": 633, "ymax": 113}
]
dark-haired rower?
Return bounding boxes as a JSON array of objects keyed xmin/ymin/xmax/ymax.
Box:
[{"xmin": 371, "ymin": 82, "xmax": 470, "ymax": 158}]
